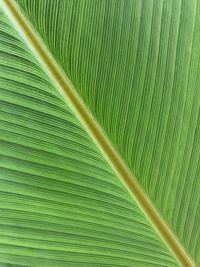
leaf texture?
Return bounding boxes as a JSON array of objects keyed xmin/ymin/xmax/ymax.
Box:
[
  {"xmin": 0, "ymin": 0, "xmax": 200, "ymax": 266},
  {"xmin": 13, "ymin": 0, "xmax": 200, "ymax": 265},
  {"xmin": 0, "ymin": 7, "xmax": 179, "ymax": 267}
]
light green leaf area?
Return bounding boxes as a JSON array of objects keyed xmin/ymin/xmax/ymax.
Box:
[
  {"xmin": 0, "ymin": 8, "xmax": 179, "ymax": 267},
  {"xmin": 15, "ymin": 0, "xmax": 200, "ymax": 265},
  {"xmin": 0, "ymin": 0, "xmax": 200, "ymax": 266}
]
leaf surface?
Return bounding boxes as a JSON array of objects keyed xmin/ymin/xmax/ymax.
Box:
[{"xmin": 0, "ymin": 0, "xmax": 200, "ymax": 266}]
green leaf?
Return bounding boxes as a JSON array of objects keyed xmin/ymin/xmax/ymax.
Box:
[{"xmin": 0, "ymin": 0, "xmax": 199, "ymax": 266}]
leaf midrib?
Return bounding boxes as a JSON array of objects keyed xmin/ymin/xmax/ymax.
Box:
[{"xmin": 0, "ymin": 0, "xmax": 195, "ymax": 266}]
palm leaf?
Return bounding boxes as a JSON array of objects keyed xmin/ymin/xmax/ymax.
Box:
[{"xmin": 0, "ymin": 0, "xmax": 199, "ymax": 266}]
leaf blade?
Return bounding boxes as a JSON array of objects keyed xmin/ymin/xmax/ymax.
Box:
[
  {"xmin": 0, "ymin": 3, "xmax": 180, "ymax": 267},
  {"xmin": 11, "ymin": 0, "xmax": 200, "ymax": 265}
]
